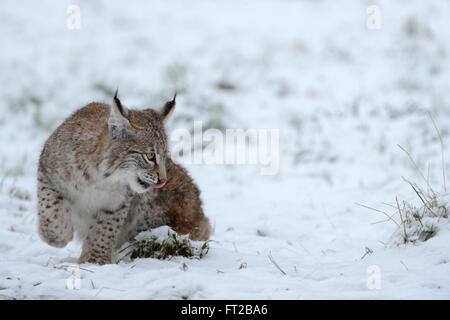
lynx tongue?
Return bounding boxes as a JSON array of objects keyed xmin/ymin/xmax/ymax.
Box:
[{"xmin": 152, "ymin": 179, "xmax": 167, "ymax": 189}]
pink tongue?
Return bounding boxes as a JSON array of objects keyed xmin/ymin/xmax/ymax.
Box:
[{"xmin": 152, "ymin": 179, "xmax": 167, "ymax": 188}]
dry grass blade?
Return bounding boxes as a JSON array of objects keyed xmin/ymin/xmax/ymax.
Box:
[
  {"xmin": 55, "ymin": 264, "xmax": 94, "ymax": 273},
  {"xmin": 371, "ymin": 217, "xmax": 395, "ymax": 224},
  {"xmin": 395, "ymin": 196, "xmax": 408, "ymax": 243},
  {"xmin": 406, "ymin": 179, "xmax": 427, "ymax": 205},
  {"xmin": 428, "ymin": 111, "xmax": 446, "ymax": 192},
  {"xmin": 397, "ymin": 144, "xmax": 435, "ymax": 196},
  {"xmin": 400, "ymin": 260, "xmax": 409, "ymax": 271},
  {"xmin": 356, "ymin": 202, "xmax": 400, "ymax": 227},
  {"xmin": 268, "ymin": 251, "xmax": 287, "ymax": 275},
  {"xmin": 93, "ymin": 286, "xmax": 124, "ymax": 299},
  {"xmin": 402, "ymin": 177, "xmax": 437, "ymax": 216},
  {"xmin": 371, "ymin": 219, "xmax": 389, "ymax": 224},
  {"xmin": 382, "ymin": 202, "xmax": 397, "ymax": 209}
]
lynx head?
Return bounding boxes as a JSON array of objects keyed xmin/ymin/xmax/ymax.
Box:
[{"xmin": 103, "ymin": 90, "xmax": 176, "ymax": 193}]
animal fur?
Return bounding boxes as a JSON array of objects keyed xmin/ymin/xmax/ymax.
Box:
[{"xmin": 37, "ymin": 91, "xmax": 211, "ymax": 265}]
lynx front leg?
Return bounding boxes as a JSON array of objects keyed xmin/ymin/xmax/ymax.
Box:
[
  {"xmin": 78, "ymin": 205, "xmax": 129, "ymax": 265},
  {"xmin": 37, "ymin": 175, "xmax": 74, "ymax": 248}
]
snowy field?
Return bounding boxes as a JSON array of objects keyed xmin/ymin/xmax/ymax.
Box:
[{"xmin": 0, "ymin": 0, "xmax": 450, "ymax": 299}]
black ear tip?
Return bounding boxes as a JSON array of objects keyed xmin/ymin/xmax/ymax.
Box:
[
  {"xmin": 113, "ymin": 88, "xmax": 127, "ymax": 117},
  {"xmin": 165, "ymin": 92, "xmax": 177, "ymax": 109},
  {"xmin": 161, "ymin": 92, "xmax": 177, "ymax": 119}
]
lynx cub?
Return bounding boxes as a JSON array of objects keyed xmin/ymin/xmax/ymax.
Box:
[{"xmin": 37, "ymin": 91, "xmax": 211, "ymax": 265}]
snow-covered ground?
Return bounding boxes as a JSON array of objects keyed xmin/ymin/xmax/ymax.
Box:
[{"xmin": 0, "ymin": 0, "xmax": 450, "ymax": 299}]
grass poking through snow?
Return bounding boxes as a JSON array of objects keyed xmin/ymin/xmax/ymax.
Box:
[
  {"xmin": 359, "ymin": 113, "xmax": 449, "ymax": 246},
  {"xmin": 388, "ymin": 179, "xmax": 447, "ymax": 245},
  {"xmin": 118, "ymin": 227, "xmax": 210, "ymax": 261}
]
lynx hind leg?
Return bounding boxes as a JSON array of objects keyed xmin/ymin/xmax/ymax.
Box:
[
  {"xmin": 164, "ymin": 159, "xmax": 212, "ymax": 241},
  {"xmin": 189, "ymin": 216, "xmax": 212, "ymax": 241},
  {"xmin": 37, "ymin": 174, "xmax": 73, "ymax": 248},
  {"xmin": 167, "ymin": 207, "xmax": 212, "ymax": 241}
]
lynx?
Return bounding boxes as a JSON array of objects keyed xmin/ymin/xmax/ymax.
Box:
[{"xmin": 37, "ymin": 91, "xmax": 212, "ymax": 265}]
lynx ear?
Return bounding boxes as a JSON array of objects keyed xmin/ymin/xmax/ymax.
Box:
[
  {"xmin": 108, "ymin": 89, "xmax": 131, "ymax": 136},
  {"xmin": 108, "ymin": 90, "xmax": 131, "ymax": 137},
  {"xmin": 160, "ymin": 92, "xmax": 176, "ymax": 124}
]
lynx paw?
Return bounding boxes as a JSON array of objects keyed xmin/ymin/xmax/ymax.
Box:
[{"xmin": 78, "ymin": 253, "xmax": 112, "ymax": 265}]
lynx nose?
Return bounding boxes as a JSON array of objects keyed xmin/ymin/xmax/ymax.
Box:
[
  {"xmin": 158, "ymin": 159, "xmax": 167, "ymax": 181},
  {"xmin": 158, "ymin": 170, "xmax": 167, "ymax": 181}
]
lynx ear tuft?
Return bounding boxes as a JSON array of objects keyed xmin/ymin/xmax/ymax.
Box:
[
  {"xmin": 108, "ymin": 89, "xmax": 131, "ymax": 135},
  {"xmin": 112, "ymin": 88, "xmax": 129, "ymax": 118},
  {"xmin": 161, "ymin": 92, "xmax": 176, "ymax": 124}
]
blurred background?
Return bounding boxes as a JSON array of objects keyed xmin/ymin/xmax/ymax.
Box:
[
  {"xmin": 1, "ymin": 0, "xmax": 449, "ymax": 184},
  {"xmin": 0, "ymin": 0, "xmax": 449, "ymax": 299}
]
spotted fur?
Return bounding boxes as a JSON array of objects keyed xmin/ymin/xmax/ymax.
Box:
[{"xmin": 37, "ymin": 92, "xmax": 212, "ymax": 265}]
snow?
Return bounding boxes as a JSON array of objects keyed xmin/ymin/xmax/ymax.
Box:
[{"xmin": 0, "ymin": 0, "xmax": 450, "ymax": 299}]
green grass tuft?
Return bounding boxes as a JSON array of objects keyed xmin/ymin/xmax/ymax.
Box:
[{"xmin": 119, "ymin": 229, "xmax": 210, "ymax": 261}]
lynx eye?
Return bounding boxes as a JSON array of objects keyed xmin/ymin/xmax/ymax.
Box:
[{"xmin": 142, "ymin": 152, "xmax": 156, "ymax": 164}]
